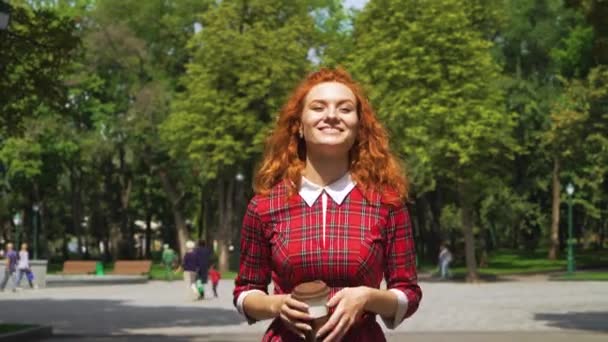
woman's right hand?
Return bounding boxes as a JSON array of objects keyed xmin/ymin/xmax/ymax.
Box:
[{"xmin": 276, "ymin": 294, "xmax": 313, "ymax": 339}]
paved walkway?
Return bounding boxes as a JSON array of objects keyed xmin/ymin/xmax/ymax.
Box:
[
  {"xmin": 42, "ymin": 332, "xmax": 608, "ymax": 342},
  {"xmin": 0, "ymin": 278, "xmax": 606, "ymax": 341}
]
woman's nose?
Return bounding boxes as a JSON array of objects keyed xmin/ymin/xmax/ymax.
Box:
[{"xmin": 325, "ymin": 106, "xmax": 338, "ymax": 119}]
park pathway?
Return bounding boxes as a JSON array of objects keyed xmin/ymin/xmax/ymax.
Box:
[{"xmin": 0, "ymin": 277, "xmax": 606, "ymax": 341}]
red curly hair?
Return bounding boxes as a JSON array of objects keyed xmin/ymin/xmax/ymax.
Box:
[{"xmin": 254, "ymin": 68, "xmax": 408, "ymax": 204}]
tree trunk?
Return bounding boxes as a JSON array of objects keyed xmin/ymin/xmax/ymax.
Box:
[
  {"xmin": 599, "ymin": 207, "xmax": 606, "ymax": 249},
  {"xmin": 478, "ymin": 225, "xmax": 488, "ymax": 268},
  {"xmin": 108, "ymin": 223, "xmax": 122, "ymax": 260},
  {"xmin": 218, "ymin": 239, "xmax": 229, "ymax": 275},
  {"xmin": 118, "ymin": 147, "xmax": 133, "ymax": 259},
  {"xmin": 409, "ymin": 195, "xmax": 425, "ymax": 261},
  {"xmin": 216, "ymin": 177, "xmax": 235, "ymax": 273},
  {"xmin": 70, "ymin": 166, "xmax": 83, "ymax": 258},
  {"xmin": 198, "ymin": 185, "xmax": 205, "ymax": 241},
  {"xmin": 428, "ymin": 189, "xmax": 443, "ymax": 258},
  {"xmin": 204, "ymin": 196, "xmax": 212, "ymax": 246},
  {"xmin": 459, "ymin": 182, "xmax": 479, "ymax": 282},
  {"xmin": 415, "ymin": 195, "xmax": 430, "ymax": 261},
  {"xmin": 145, "ymin": 211, "xmax": 152, "ymax": 259},
  {"xmin": 157, "ymin": 168, "xmax": 188, "ymax": 257},
  {"xmin": 39, "ymin": 202, "xmax": 47, "ymax": 259},
  {"xmin": 548, "ymin": 157, "xmax": 560, "ymax": 260},
  {"xmin": 143, "ymin": 176, "xmax": 152, "ymax": 259}
]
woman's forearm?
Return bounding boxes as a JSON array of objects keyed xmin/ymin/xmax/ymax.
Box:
[
  {"xmin": 243, "ymin": 292, "xmax": 288, "ymax": 321},
  {"xmin": 363, "ymin": 287, "xmax": 399, "ymax": 319}
]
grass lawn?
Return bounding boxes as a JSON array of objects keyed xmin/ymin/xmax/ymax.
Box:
[
  {"xmin": 148, "ymin": 263, "xmax": 237, "ymax": 281},
  {"xmin": 0, "ymin": 324, "xmax": 35, "ymax": 334},
  {"xmin": 422, "ymin": 248, "xmax": 608, "ymax": 279},
  {"xmin": 552, "ymin": 272, "xmax": 608, "ymax": 281}
]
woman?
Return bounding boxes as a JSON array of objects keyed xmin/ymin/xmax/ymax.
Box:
[
  {"xmin": 16, "ymin": 243, "xmax": 34, "ymax": 289},
  {"xmin": 233, "ymin": 68, "xmax": 422, "ymax": 341}
]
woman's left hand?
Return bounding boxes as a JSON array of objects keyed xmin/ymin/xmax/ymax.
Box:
[{"xmin": 316, "ymin": 286, "xmax": 370, "ymax": 342}]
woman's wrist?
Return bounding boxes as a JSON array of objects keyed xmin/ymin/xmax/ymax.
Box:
[
  {"xmin": 361, "ymin": 286, "xmax": 398, "ymax": 318},
  {"xmin": 270, "ymin": 294, "xmax": 288, "ymax": 317},
  {"xmin": 360, "ymin": 286, "xmax": 376, "ymax": 311}
]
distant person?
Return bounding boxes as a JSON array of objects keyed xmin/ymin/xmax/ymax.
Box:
[
  {"xmin": 161, "ymin": 244, "xmax": 177, "ymax": 281},
  {"xmin": 16, "ymin": 243, "xmax": 35, "ymax": 289},
  {"xmin": 194, "ymin": 239, "xmax": 212, "ymax": 290},
  {"xmin": 177, "ymin": 240, "xmax": 200, "ymax": 300},
  {"xmin": 208, "ymin": 264, "xmax": 221, "ymax": 298},
  {"xmin": 0, "ymin": 242, "xmax": 18, "ymax": 292},
  {"xmin": 438, "ymin": 244, "xmax": 453, "ymax": 280}
]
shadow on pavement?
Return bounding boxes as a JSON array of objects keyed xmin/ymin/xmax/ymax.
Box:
[
  {"xmin": 0, "ymin": 298, "xmax": 244, "ymax": 335},
  {"xmin": 535, "ymin": 311, "xmax": 608, "ymax": 333}
]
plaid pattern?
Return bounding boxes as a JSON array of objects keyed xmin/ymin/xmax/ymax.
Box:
[{"xmin": 234, "ymin": 181, "xmax": 422, "ymax": 341}]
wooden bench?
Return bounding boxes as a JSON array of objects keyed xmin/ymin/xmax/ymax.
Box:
[
  {"xmin": 110, "ymin": 260, "xmax": 152, "ymax": 275},
  {"xmin": 62, "ymin": 260, "xmax": 97, "ymax": 275}
]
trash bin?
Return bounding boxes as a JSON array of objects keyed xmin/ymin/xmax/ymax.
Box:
[{"xmin": 96, "ymin": 261, "xmax": 104, "ymax": 276}]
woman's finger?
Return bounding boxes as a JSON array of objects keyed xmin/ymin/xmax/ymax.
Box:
[
  {"xmin": 282, "ymin": 303, "xmax": 312, "ymax": 321},
  {"xmin": 316, "ymin": 307, "xmax": 342, "ymax": 339},
  {"xmin": 285, "ymin": 296, "xmax": 310, "ymax": 312},
  {"xmin": 280, "ymin": 313, "xmax": 306, "ymax": 339},
  {"xmin": 323, "ymin": 315, "xmax": 350, "ymax": 342},
  {"xmin": 326, "ymin": 289, "xmax": 343, "ymax": 308}
]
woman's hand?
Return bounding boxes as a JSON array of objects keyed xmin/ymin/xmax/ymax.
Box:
[
  {"xmin": 276, "ymin": 294, "xmax": 313, "ymax": 339},
  {"xmin": 316, "ymin": 287, "xmax": 370, "ymax": 342}
]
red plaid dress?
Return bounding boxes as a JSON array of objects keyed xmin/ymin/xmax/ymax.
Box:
[{"xmin": 233, "ymin": 179, "xmax": 421, "ymax": 341}]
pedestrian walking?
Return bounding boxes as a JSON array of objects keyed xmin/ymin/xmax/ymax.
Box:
[
  {"xmin": 176, "ymin": 240, "xmax": 200, "ymax": 300},
  {"xmin": 0, "ymin": 243, "xmax": 18, "ymax": 292},
  {"xmin": 233, "ymin": 68, "xmax": 422, "ymax": 341},
  {"xmin": 16, "ymin": 243, "xmax": 35, "ymax": 289},
  {"xmin": 194, "ymin": 239, "xmax": 212, "ymax": 295},
  {"xmin": 438, "ymin": 244, "xmax": 453, "ymax": 280},
  {"xmin": 208, "ymin": 264, "xmax": 221, "ymax": 298},
  {"xmin": 161, "ymin": 244, "xmax": 177, "ymax": 281},
  {"xmin": 180, "ymin": 240, "xmax": 205, "ymax": 299}
]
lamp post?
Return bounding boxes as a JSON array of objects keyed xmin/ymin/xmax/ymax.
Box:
[
  {"xmin": 12, "ymin": 212, "xmax": 22, "ymax": 249},
  {"xmin": 0, "ymin": 1, "xmax": 10, "ymax": 30},
  {"xmin": 566, "ymin": 182, "xmax": 575, "ymax": 274},
  {"xmin": 32, "ymin": 204, "xmax": 40, "ymax": 259}
]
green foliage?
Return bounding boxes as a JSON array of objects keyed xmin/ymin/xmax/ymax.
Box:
[
  {"xmin": 2, "ymin": 0, "xmax": 607, "ymax": 267},
  {"xmin": 0, "ymin": 137, "xmax": 42, "ymax": 181},
  {"xmin": 479, "ymin": 184, "xmax": 547, "ymax": 247},
  {"xmin": 351, "ymin": 0, "xmax": 516, "ymax": 192},
  {"xmin": 162, "ymin": 0, "xmax": 316, "ymax": 182},
  {"xmin": 0, "ymin": 0, "xmax": 80, "ymax": 137},
  {"xmin": 551, "ymin": 24, "xmax": 594, "ymax": 78}
]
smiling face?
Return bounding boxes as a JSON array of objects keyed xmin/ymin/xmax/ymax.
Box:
[{"xmin": 300, "ymin": 82, "xmax": 359, "ymax": 158}]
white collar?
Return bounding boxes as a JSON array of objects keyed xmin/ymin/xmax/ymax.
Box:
[{"xmin": 299, "ymin": 173, "xmax": 355, "ymax": 207}]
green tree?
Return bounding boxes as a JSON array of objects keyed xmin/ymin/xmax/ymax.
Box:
[
  {"xmin": 162, "ymin": 0, "xmax": 317, "ymax": 272},
  {"xmin": 76, "ymin": 0, "xmax": 211, "ymax": 257},
  {"xmin": 0, "ymin": 0, "xmax": 81, "ymax": 256},
  {"xmin": 351, "ymin": 0, "xmax": 516, "ymax": 281}
]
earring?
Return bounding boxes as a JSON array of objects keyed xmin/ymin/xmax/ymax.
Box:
[{"xmin": 299, "ymin": 130, "xmax": 303, "ymax": 139}]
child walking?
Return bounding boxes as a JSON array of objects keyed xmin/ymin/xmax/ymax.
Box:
[{"xmin": 208, "ymin": 264, "xmax": 221, "ymax": 298}]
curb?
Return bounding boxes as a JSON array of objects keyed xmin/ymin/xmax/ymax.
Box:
[
  {"xmin": 46, "ymin": 274, "xmax": 148, "ymax": 287},
  {"xmin": 0, "ymin": 325, "xmax": 52, "ymax": 342}
]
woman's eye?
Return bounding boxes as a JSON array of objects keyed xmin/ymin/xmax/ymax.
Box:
[
  {"xmin": 312, "ymin": 106, "xmax": 324, "ymax": 111},
  {"xmin": 340, "ymin": 107, "xmax": 353, "ymax": 113}
]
